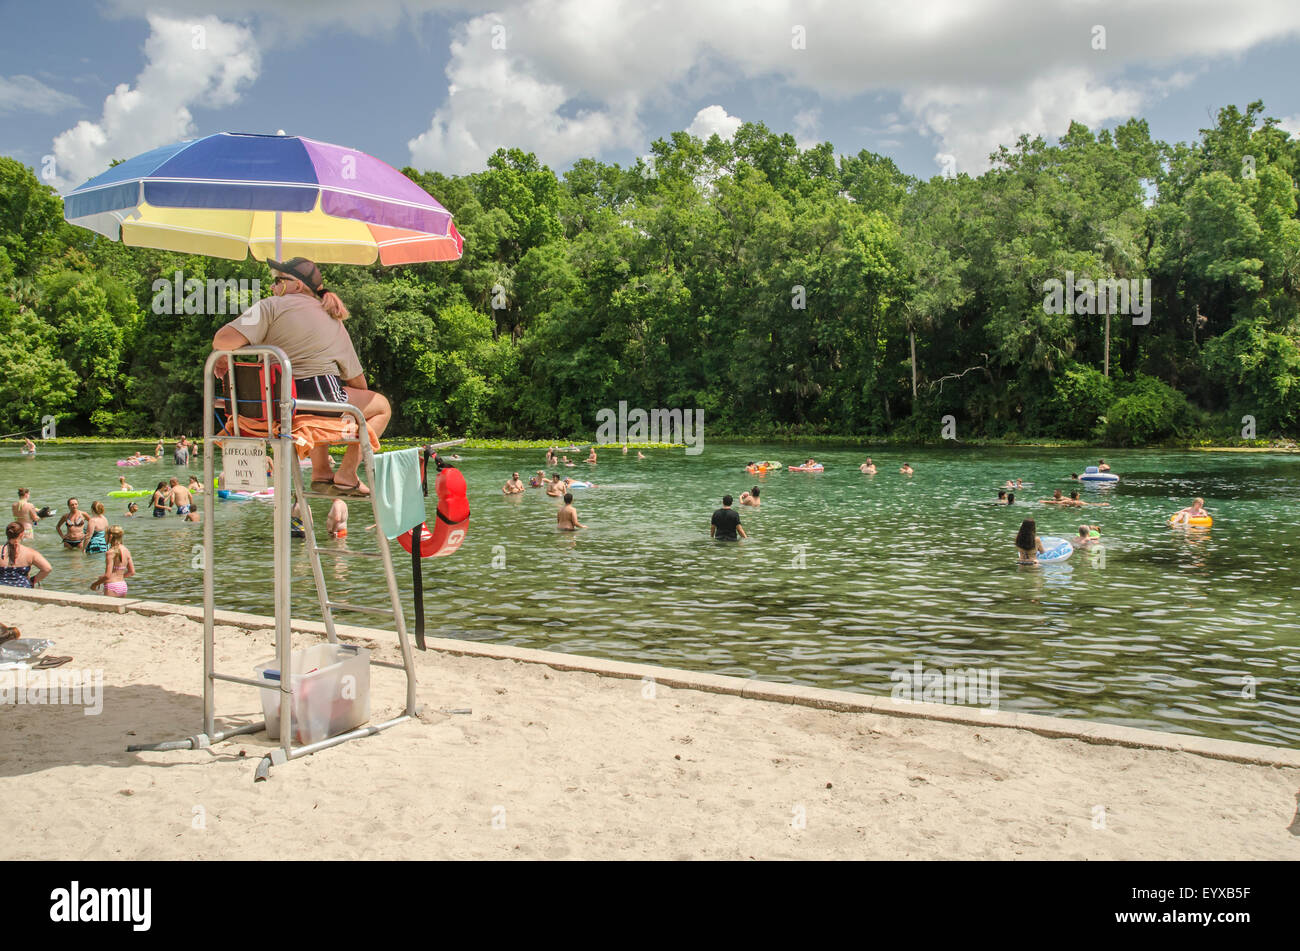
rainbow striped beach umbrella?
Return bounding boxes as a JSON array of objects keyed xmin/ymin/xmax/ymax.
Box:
[{"xmin": 62, "ymin": 132, "xmax": 463, "ymax": 264}]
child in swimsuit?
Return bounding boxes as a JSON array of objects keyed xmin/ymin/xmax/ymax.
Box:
[
  {"xmin": 84, "ymin": 501, "xmax": 110, "ymax": 553},
  {"xmin": 91, "ymin": 526, "xmax": 134, "ymax": 597}
]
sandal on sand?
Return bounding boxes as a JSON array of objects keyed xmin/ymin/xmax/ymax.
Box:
[
  {"xmin": 0, "ymin": 625, "xmax": 19, "ymax": 644},
  {"xmin": 34, "ymin": 655, "xmax": 72, "ymax": 670}
]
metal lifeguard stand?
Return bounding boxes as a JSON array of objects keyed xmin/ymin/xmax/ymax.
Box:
[{"xmin": 129, "ymin": 345, "xmax": 458, "ymax": 780}]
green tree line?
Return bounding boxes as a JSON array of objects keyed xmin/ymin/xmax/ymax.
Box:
[{"xmin": 1, "ymin": 100, "xmax": 1297, "ymax": 444}]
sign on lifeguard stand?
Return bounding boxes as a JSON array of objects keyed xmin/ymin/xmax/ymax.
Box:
[{"xmin": 222, "ymin": 437, "xmax": 268, "ymax": 491}]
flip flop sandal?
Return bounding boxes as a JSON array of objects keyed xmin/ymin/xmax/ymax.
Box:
[
  {"xmin": 310, "ymin": 479, "xmax": 336, "ymax": 488},
  {"xmin": 328, "ymin": 482, "xmax": 371, "ymax": 498},
  {"xmin": 34, "ymin": 655, "xmax": 72, "ymax": 669}
]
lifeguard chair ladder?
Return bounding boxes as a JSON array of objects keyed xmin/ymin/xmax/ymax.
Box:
[{"xmin": 128, "ymin": 344, "xmax": 462, "ymax": 781}]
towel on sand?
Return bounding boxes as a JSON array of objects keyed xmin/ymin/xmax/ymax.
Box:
[{"xmin": 372, "ymin": 448, "xmax": 425, "ymax": 539}]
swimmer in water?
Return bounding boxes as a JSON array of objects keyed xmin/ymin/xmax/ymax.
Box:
[
  {"xmin": 118, "ymin": 476, "xmax": 133, "ymax": 492},
  {"xmin": 637, "ymin": 451, "xmax": 645, "ymax": 460},
  {"xmin": 557, "ymin": 492, "xmax": 586, "ymax": 531},
  {"xmin": 546, "ymin": 474, "xmax": 566, "ymax": 497},
  {"xmin": 1097, "ymin": 459, "xmax": 1111, "ymax": 472},
  {"xmin": 83, "ymin": 501, "xmax": 109, "ymax": 553},
  {"xmin": 1039, "ymin": 489, "xmax": 1066, "ymax": 505},
  {"xmin": 326, "ymin": 498, "xmax": 348, "ymax": 538},
  {"xmin": 860, "ymin": 458, "xmax": 877, "ymax": 474},
  {"xmin": 1005, "ymin": 492, "xmax": 1015, "ymax": 505},
  {"xmin": 1171, "ymin": 497, "xmax": 1209, "ymax": 524},
  {"xmin": 710, "ymin": 494, "xmax": 746, "ymax": 541},
  {"xmin": 529, "ymin": 469, "xmax": 546, "ymax": 488},
  {"xmin": 126, "ymin": 502, "xmax": 139, "ymax": 517},
  {"xmin": 150, "ymin": 481, "xmax": 171, "ymax": 518},
  {"xmin": 56, "ymin": 498, "xmax": 88, "ymax": 549},
  {"xmin": 169, "ymin": 478, "xmax": 194, "ymax": 519},
  {"xmin": 502, "ymin": 472, "xmax": 525, "ymax": 495},
  {"xmin": 1015, "ymin": 518, "xmax": 1045, "ymax": 564},
  {"xmin": 996, "ymin": 490, "xmax": 1007, "ymax": 504},
  {"xmin": 22, "ymin": 437, "xmax": 35, "ymax": 455},
  {"xmin": 740, "ymin": 486, "xmax": 760, "ymax": 507},
  {"xmin": 12, "ymin": 489, "xmax": 40, "ymax": 539},
  {"xmin": 562, "ymin": 455, "xmax": 575, "ymax": 467},
  {"xmin": 622, "ymin": 444, "xmax": 628, "ymax": 454},
  {"xmin": 1070, "ymin": 525, "xmax": 1099, "ymax": 550},
  {"xmin": 1067, "ymin": 490, "xmax": 1109, "ymax": 507},
  {"xmin": 586, "ymin": 447, "xmax": 597, "ymax": 464},
  {"xmin": 90, "ymin": 525, "xmax": 134, "ymax": 596},
  {"xmin": 900, "ymin": 463, "xmax": 914, "ymax": 475}
]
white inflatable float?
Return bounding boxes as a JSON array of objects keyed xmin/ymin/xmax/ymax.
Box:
[{"xmin": 1079, "ymin": 465, "xmax": 1118, "ymax": 483}]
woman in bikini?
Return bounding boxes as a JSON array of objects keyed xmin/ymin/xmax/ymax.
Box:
[
  {"xmin": 83, "ymin": 501, "xmax": 110, "ymax": 553},
  {"xmin": 12, "ymin": 488, "xmax": 40, "ymax": 539},
  {"xmin": 91, "ymin": 526, "xmax": 134, "ymax": 597},
  {"xmin": 1015, "ymin": 519, "xmax": 1046, "ymax": 564},
  {"xmin": 0, "ymin": 522, "xmax": 52, "ymax": 588},
  {"xmin": 56, "ymin": 498, "xmax": 89, "ymax": 549}
]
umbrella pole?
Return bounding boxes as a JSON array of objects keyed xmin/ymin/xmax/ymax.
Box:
[{"xmin": 275, "ymin": 212, "xmax": 282, "ymax": 261}]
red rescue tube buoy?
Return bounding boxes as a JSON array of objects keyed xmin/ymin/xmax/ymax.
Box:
[{"xmin": 398, "ymin": 466, "xmax": 469, "ymax": 558}]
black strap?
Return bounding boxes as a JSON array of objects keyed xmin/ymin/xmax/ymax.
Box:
[
  {"xmin": 411, "ymin": 445, "xmax": 437, "ymax": 652},
  {"xmin": 412, "ymin": 527, "xmax": 425, "ymax": 652}
]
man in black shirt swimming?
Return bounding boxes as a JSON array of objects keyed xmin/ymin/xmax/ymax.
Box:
[{"xmin": 710, "ymin": 495, "xmax": 747, "ymax": 541}]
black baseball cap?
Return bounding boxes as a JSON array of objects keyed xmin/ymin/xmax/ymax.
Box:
[{"xmin": 268, "ymin": 257, "xmax": 325, "ymax": 296}]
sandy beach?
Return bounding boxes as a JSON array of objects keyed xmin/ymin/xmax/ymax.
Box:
[{"xmin": 1, "ymin": 592, "xmax": 1297, "ymax": 860}]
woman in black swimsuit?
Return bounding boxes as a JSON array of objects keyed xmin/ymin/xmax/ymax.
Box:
[{"xmin": 150, "ymin": 481, "xmax": 171, "ymax": 518}]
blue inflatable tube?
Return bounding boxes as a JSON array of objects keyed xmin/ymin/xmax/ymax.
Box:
[{"xmin": 1038, "ymin": 536, "xmax": 1074, "ymax": 563}]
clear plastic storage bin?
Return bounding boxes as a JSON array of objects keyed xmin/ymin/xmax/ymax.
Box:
[{"xmin": 255, "ymin": 643, "xmax": 370, "ymax": 744}]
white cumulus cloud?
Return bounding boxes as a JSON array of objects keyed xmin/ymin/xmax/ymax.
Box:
[
  {"xmin": 399, "ymin": 0, "xmax": 1300, "ymax": 174},
  {"xmin": 49, "ymin": 14, "xmax": 259, "ymax": 191},
  {"xmin": 409, "ymin": 13, "xmax": 644, "ymax": 174},
  {"xmin": 687, "ymin": 105, "xmax": 743, "ymax": 141},
  {"xmin": 80, "ymin": 1, "xmax": 1300, "ymax": 177}
]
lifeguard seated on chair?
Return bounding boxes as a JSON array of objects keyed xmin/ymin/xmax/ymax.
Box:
[{"xmin": 210, "ymin": 257, "xmax": 390, "ymax": 498}]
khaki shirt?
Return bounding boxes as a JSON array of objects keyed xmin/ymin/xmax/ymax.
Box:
[{"xmin": 226, "ymin": 293, "xmax": 364, "ymax": 380}]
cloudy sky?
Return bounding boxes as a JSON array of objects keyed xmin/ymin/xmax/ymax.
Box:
[{"xmin": 3, "ymin": 0, "xmax": 1299, "ymax": 191}]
